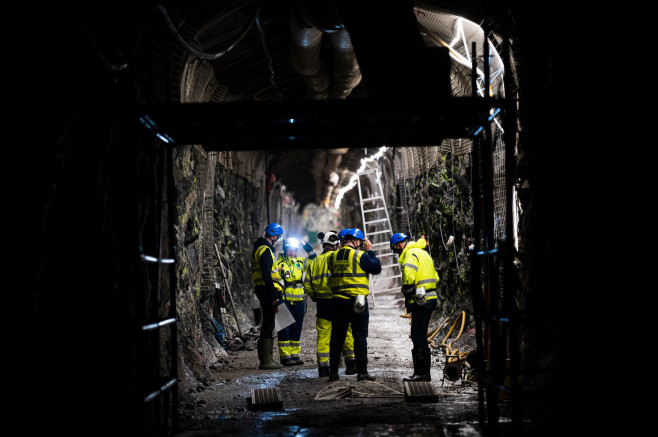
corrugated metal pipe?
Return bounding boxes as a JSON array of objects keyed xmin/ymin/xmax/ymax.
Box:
[{"xmin": 289, "ymin": 2, "xmax": 362, "ymax": 100}]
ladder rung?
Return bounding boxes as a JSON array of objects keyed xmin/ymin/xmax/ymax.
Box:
[
  {"xmin": 365, "ymin": 218, "xmax": 388, "ymax": 225},
  {"xmin": 372, "ymin": 274, "xmax": 402, "ymax": 281},
  {"xmin": 373, "ymin": 288, "xmax": 402, "ymax": 296},
  {"xmin": 362, "ymin": 196, "xmax": 383, "ymax": 202},
  {"xmin": 367, "ymin": 230, "xmax": 391, "ymax": 236},
  {"xmin": 377, "ymin": 253, "xmax": 396, "ymax": 258},
  {"xmin": 364, "ymin": 207, "xmax": 386, "ymax": 213},
  {"xmin": 358, "ymin": 169, "xmax": 378, "ymax": 175},
  {"xmin": 372, "ymin": 242, "xmax": 390, "ymax": 247},
  {"xmin": 380, "ymin": 264, "xmax": 400, "ymax": 269}
]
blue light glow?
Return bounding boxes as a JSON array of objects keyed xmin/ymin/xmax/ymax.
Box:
[{"xmin": 488, "ymin": 108, "xmax": 501, "ymax": 121}]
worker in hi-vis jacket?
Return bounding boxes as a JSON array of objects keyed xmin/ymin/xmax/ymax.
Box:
[
  {"xmin": 251, "ymin": 222, "xmax": 286, "ymax": 370},
  {"xmin": 390, "ymin": 232, "xmax": 439, "ymax": 381},
  {"xmin": 304, "ymin": 231, "xmax": 357, "ymax": 377},
  {"xmin": 275, "ymin": 237, "xmax": 309, "ymax": 365},
  {"xmin": 327, "ymin": 228, "xmax": 381, "ymax": 382}
]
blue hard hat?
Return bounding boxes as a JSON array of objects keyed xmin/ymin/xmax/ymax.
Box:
[
  {"xmin": 337, "ymin": 228, "xmax": 349, "ymax": 238},
  {"xmin": 390, "ymin": 232, "xmax": 408, "ymax": 248},
  {"xmin": 264, "ymin": 222, "xmax": 283, "ymax": 236},
  {"xmin": 345, "ymin": 228, "xmax": 365, "ymax": 241}
]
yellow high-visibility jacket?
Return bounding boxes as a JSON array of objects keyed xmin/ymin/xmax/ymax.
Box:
[
  {"xmin": 251, "ymin": 244, "xmax": 284, "ymax": 292},
  {"xmin": 327, "ymin": 246, "xmax": 370, "ymax": 299},
  {"xmin": 276, "ymin": 254, "xmax": 307, "ymax": 302},
  {"xmin": 398, "ymin": 237, "xmax": 439, "ymax": 304},
  {"xmin": 304, "ymin": 251, "xmax": 334, "ymax": 300}
]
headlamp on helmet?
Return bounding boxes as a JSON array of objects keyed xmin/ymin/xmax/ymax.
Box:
[{"xmin": 283, "ymin": 237, "xmax": 299, "ymax": 251}]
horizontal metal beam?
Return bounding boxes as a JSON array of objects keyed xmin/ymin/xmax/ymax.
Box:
[{"xmin": 137, "ymin": 97, "xmax": 497, "ymax": 150}]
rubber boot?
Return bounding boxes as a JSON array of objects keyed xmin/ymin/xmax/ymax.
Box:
[
  {"xmin": 268, "ymin": 338, "xmax": 283, "ymax": 369},
  {"xmin": 345, "ymin": 359, "xmax": 357, "ymax": 375},
  {"xmin": 404, "ymin": 347, "xmax": 430, "ymax": 382},
  {"xmin": 318, "ymin": 367, "xmax": 330, "ymax": 377},
  {"xmin": 258, "ymin": 338, "xmax": 283, "ymax": 370},
  {"xmin": 356, "ymin": 353, "xmax": 375, "ymax": 381}
]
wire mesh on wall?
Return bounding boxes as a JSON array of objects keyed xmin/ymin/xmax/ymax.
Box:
[
  {"xmin": 395, "ymin": 129, "xmax": 507, "ymax": 245},
  {"xmin": 395, "ymin": 140, "xmax": 472, "ymax": 181},
  {"xmin": 492, "ymin": 119, "xmax": 507, "ymax": 243}
]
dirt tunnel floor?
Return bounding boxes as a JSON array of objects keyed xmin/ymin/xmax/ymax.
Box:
[{"xmin": 176, "ymin": 295, "xmax": 497, "ymax": 436}]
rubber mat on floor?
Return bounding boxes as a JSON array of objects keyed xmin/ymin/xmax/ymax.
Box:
[
  {"xmin": 403, "ymin": 381, "xmax": 439, "ymax": 403},
  {"xmin": 247, "ymin": 387, "xmax": 283, "ymax": 411}
]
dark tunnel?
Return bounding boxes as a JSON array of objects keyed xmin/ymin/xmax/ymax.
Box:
[{"xmin": 16, "ymin": 1, "xmax": 607, "ymax": 436}]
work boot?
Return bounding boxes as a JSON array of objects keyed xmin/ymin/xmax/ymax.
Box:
[
  {"xmin": 356, "ymin": 353, "xmax": 376, "ymax": 381},
  {"xmin": 345, "ymin": 359, "xmax": 357, "ymax": 375},
  {"xmin": 318, "ymin": 367, "xmax": 330, "ymax": 377},
  {"xmin": 329, "ymin": 372, "xmax": 339, "ymax": 381},
  {"xmin": 258, "ymin": 338, "xmax": 283, "ymax": 370},
  {"xmin": 404, "ymin": 347, "xmax": 431, "ymax": 382}
]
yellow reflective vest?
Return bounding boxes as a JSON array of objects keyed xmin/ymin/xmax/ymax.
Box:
[
  {"xmin": 328, "ymin": 246, "xmax": 370, "ymax": 299},
  {"xmin": 304, "ymin": 251, "xmax": 334, "ymax": 300},
  {"xmin": 251, "ymin": 244, "xmax": 284, "ymax": 292},
  {"xmin": 398, "ymin": 237, "xmax": 439, "ymax": 304},
  {"xmin": 276, "ymin": 254, "xmax": 306, "ymax": 302}
]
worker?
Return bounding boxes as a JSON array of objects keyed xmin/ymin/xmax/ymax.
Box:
[
  {"xmin": 327, "ymin": 228, "xmax": 381, "ymax": 381},
  {"xmin": 390, "ymin": 232, "xmax": 439, "ymax": 381},
  {"xmin": 276, "ymin": 237, "xmax": 308, "ymax": 366},
  {"xmin": 251, "ymin": 222, "xmax": 285, "ymax": 370},
  {"xmin": 304, "ymin": 231, "xmax": 357, "ymax": 377}
]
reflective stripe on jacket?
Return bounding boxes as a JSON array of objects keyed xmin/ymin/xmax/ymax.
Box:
[
  {"xmin": 398, "ymin": 238, "xmax": 439, "ymax": 303},
  {"xmin": 328, "ymin": 246, "xmax": 369, "ymax": 299},
  {"xmin": 251, "ymin": 245, "xmax": 283, "ymax": 291},
  {"xmin": 276, "ymin": 254, "xmax": 306, "ymax": 302}
]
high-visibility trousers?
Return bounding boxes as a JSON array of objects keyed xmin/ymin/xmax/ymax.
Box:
[
  {"xmin": 317, "ymin": 317, "xmax": 354, "ymax": 369},
  {"xmin": 278, "ymin": 299, "xmax": 306, "ymax": 363}
]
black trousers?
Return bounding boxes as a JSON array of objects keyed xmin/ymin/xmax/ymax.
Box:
[
  {"xmin": 329, "ymin": 296, "xmax": 369, "ymax": 371},
  {"xmin": 409, "ymin": 299, "xmax": 437, "ymax": 349},
  {"xmin": 255, "ymin": 286, "xmax": 278, "ymax": 337}
]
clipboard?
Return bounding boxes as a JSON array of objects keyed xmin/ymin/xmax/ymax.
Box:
[{"xmin": 274, "ymin": 303, "xmax": 296, "ymax": 332}]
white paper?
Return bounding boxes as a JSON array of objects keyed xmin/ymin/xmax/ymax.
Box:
[{"xmin": 274, "ymin": 303, "xmax": 296, "ymax": 332}]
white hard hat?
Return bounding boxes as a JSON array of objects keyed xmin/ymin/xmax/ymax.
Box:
[{"xmin": 321, "ymin": 232, "xmax": 339, "ymax": 246}]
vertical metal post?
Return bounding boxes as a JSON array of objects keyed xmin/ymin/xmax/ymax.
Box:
[
  {"xmin": 481, "ymin": 24, "xmax": 503, "ymax": 434},
  {"xmin": 469, "ymin": 41, "xmax": 487, "ymax": 428},
  {"xmin": 501, "ymin": 30, "xmax": 522, "ymax": 433}
]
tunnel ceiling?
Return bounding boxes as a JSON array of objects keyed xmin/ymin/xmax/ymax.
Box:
[{"xmin": 145, "ymin": 0, "xmax": 508, "ymax": 210}]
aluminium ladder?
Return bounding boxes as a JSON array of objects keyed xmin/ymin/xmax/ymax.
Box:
[{"xmin": 356, "ymin": 168, "xmax": 402, "ymax": 308}]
